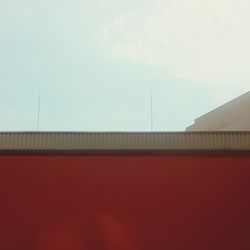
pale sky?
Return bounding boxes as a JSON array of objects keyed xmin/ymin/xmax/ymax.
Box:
[{"xmin": 0, "ymin": 0, "xmax": 249, "ymax": 131}]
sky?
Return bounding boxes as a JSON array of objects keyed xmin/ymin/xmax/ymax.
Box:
[{"xmin": 0, "ymin": 0, "xmax": 249, "ymax": 131}]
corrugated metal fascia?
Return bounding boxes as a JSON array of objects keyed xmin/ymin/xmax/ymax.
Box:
[{"xmin": 0, "ymin": 132, "xmax": 250, "ymax": 151}]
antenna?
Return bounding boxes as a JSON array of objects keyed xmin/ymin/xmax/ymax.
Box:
[
  {"xmin": 37, "ymin": 90, "xmax": 41, "ymax": 131},
  {"xmin": 151, "ymin": 88, "xmax": 153, "ymax": 131}
]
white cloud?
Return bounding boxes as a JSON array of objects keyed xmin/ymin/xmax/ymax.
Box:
[{"xmin": 98, "ymin": 0, "xmax": 250, "ymax": 90}]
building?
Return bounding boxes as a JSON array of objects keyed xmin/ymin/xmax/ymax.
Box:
[
  {"xmin": 186, "ymin": 91, "xmax": 250, "ymax": 131},
  {"xmin": 1, "ymin": 132, "xmax": 250, "ymax": 250}
]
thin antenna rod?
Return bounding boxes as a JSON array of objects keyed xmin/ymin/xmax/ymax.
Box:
[
  {"xmin": 151, "ymin": 88, "xmax": 153, "ymax": 131},
  {"xmin": 37, "ymin": 90, "xmax": 41, "ymax": 132}
]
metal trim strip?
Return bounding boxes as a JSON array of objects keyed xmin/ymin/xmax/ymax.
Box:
[{"xmin": 0, "ymin": 132, "xmax": 250, "ymax": 151}]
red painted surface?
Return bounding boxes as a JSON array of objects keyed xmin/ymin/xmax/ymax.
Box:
[{"xmin": 0, "ymin": 156, "xmax": 250, "ymax": 249}]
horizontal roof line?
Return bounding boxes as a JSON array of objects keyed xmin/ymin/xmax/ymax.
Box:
[{"xmin": 0, "ymin": 132, "xmax": 250, "ymax": 151}]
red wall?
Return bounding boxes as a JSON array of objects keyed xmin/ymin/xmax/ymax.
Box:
[{"xmin": 0, "ymin": 156, "xmax": 250, "ymax": 250}]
